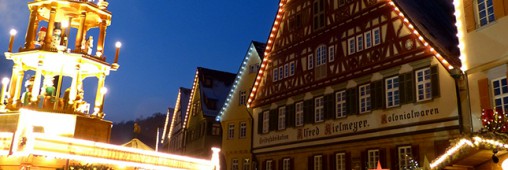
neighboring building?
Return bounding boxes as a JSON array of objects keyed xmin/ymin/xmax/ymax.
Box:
[
  {"xmin": 429, "ymin": 0, "xmax": 508, "ymax": 169},
  {"xmin": 164, "ymin": 87, "xmax": 191, "ymax": 153},
  {"xmin": 183, "ymin": 67, "xmax": 236, "ymax": 159},
  {"xmin": 248, "ymin": 0, "xmax": 463, "ymax": 170},
  {"xmin": 217, "ymin": 41, "xmax": 265, "ymax": 170}
]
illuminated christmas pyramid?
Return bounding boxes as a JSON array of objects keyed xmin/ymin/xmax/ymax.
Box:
[
  {"xmin": 0, "ymin": 1, "xmax": 219, "ymax": 170},
  {"xmin": 1, "ymin": 0, "xmax": 122, "ymax": 143}
]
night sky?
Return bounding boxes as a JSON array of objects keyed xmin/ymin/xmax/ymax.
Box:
[{"xmin": 0, "ymin": 0, "xmax": 277, "ymax": 122}]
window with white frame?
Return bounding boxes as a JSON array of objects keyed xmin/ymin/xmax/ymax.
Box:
[
  {"xmin": 335, "ymin": 153, "xmax": 346, "ymax": 170},
  {"xmin": 239, "ymin": 91, "xmax": 246, "ymax": 105},
  {"xmin": 315, "ymin": 97, "xmax": 324, "ymax": 122},
  {"xmin": 262, "ymin": 111, "xmax": 269, "ymax": 133},
  {"xmin": 373, "ymin": 28, "xmax": 381, "ymax": 46},
  {"xmin": 356, "ymin": 35, "xmax": 364, "ymax": 52},
  {"xmin": 348, "ymin": 37, "xmax": 355, "ymax": 55},
  {"xmin": 328, "ymin": 45, "xmax": 335, "ymax": 62},
  {"xmin": 284, "ymin": 64, "xmax": 289, "ymax": 78},
  {"xmin": 308, "ymin": 54, "xmax": 314, "ymax": 70},
  {"xmin": 492, "ymin": 77, "xmax": 508, "ymax": 112},
  {"xmin": 282, "ymin": 158, "xmax": 291, "ymax": 170},
  {"xmin": 266, "ymin": 160, "xmax": 273, "ymax": 170},
  {"xmin": 416, "ymin": 68, "xmax": 432, "ymax": 101},
  {"xmin": 386, "ymin": 76, "xmax": 400, "ymax": 108},
  {"xmin": 232, "ymin": 159, "xmax": 239, "ymax": 170},
  {"xmin": 240, "ymin": 121, "xmax": 247, "ymax": 138},
  {"xmin": 359, "ymin": 84, "xmax": 371, "ymax": 113},
  {"xmin": 365, "ymin": 31, "xmax": 372, "ymax": 49},
  {"xmin": 243, "ymin": 159, "xmax": 250, "ymax": 170},
  {"xmin": 477, "ymin": 0, "xmax": 495, "ymax": 27},
  {"xmin": 316, "ymin": 45, "xmax": 327, "ymax": 66},
  {"xmin": 290, "ymin": 61, "xmax": 295, "ymax": 76},
  {"xmin": 398, "ymin": 146, "xmax": 412, "ymax": 170},
  {"xmin": 279, "ymin": 66, "xmax": 284, "ymax": 80},
  {"xmin": 278, "ymin": 107, "xmax": 286, "ymax": 130},
  {"xmin": 295, "ymin": 102, "xmax": 304, "ymax": 126},
  {"xmin": 336, "ymin": 90, "xmax": 346, "ymax": 118},
  {"xmin": 367, "ymin": 149, "xmax": 380, "ymax": 169},
  {"xmin": 228, "ymin": 123, "xmax": 235, "ymax": 139},
  {"xmin": 314, "ymin": 155, "xmax": 323, "ymax": 170},
  {"xmin": 273, "ymin": 67, "xmax": 278, "ymax": 82}
]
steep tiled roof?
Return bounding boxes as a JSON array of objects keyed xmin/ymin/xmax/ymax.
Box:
[
  {"xmin": 178, "ymin": 87, "xmax": 191, "ymax": 122},
  {"xmin": 394, "ymin": 0, "xmax": 461, "ymax": 68},
  {"xmin": 197, "ymin": 67, "xmax": 236, "ymax": 117},
  {"xmin": 252, "ymin": 41, "xmax": 267, "ymax": 59}
]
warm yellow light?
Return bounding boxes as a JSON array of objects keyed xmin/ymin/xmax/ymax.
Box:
[
  {"xmin": 115, "ymin": 41, "xmax": 122, "ymax": 48},
  {"xmin": 502, "ymin": 158, "xmax": 508, "ymax": 170},
  {"xmin": 1, "ymin": 78, "xmax": 9, "ymax": 85},
  {"xmin": 100, "ymin": 87, "xmax": 108, "ymax": 95},
  {"xmin": 9, "ymin": 29, "xmax": 17, "ymax": 36},
  {"xmin": 62, "ymin": 20, "xmax": 69, "ymax": 28}
]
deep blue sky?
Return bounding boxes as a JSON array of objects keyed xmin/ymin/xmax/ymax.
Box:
[{"xmin": 0, "ymin": 0, "xmax": 277, "ymax": 122}]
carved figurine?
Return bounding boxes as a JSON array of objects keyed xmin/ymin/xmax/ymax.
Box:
[
  {"xmin": 35, "ymin": 27, "xmax": 46, "ymax": 48},
  {"xmin": 85, "ymin": 36, "xmax": 93, "ymax": 55},
  {"xmin": 21, "ymin": 76, "xmax": 35, "ymax": 106},
  {"xmin": 51, "ymin": 25, "xmax": 62, "ymax": 50}
]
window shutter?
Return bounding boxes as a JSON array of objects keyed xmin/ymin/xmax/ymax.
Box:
[
  {"xmin": 478, "ymin": 78, "xmax": 491, "ymax": 109},
  {"xmin": 371, "ymin": 80, "xmax": 384, "ymax": 110},
  {"xmin": 258, "ymin": 112, "xmax": 263, "ymax": 134},
  {"xmin": 269, "ymin": 109, "xmax": 278, "ymax": 131},
  {"xmin": 324, "ymin": 93, "xmax": 336, "ymax": 120},
  {"xmin": 399, "ymin": 74, "xmax": 406, "ymax": 104},
  {"xmin": 346, "ymin": 152, "xmax": 352, "ymax": 170},
  {"xmin": 390, "ymin": 148, "xmax": 398, "ymax": 170},
  {"xmin": 323, "ymin": 154, "xmax": 328, "ymax": 170},
  {"xmin": 304, "ymin": 99, "xmax": 315, "ymax": 124},
  {"xmin": 360, "ymin": 150, "xmax": 367, "ymax": 169},
  {"xmin": 290, "ymin": 158, "xmax": 294, "ymax": 170},
  {"xmin": 430, "ymin": 66, "xmax": 440, "ymax": 98},
  {"xmin": 412, "ymin": 145, "xmax": 420, "ymax": 166},
  {"xmin": 463, "ymin": 0, "xmax": 476, "ymax": 32},
  {"xmin": 271, "ymin": 160, "xmax": 276, "ymax": 170},
  {"xmin": 346, "ymin": 88, "xmax": 358, "ymax": 115},
  {"xmin": 400, "ymin": 72, "xmax": 414, "ymax": 104},
  {"xmin": 278, "ymin": 159, "xmax": 283, "ymax": 170},
  {"xmin": 380, "ymin": 148, "xmax": 387, "ymax": 168},
  {"xmin": 329, "ymin": 154, "xmax": 336, "ymax": 170},
  {"xmin": 308, "ymin": 156, "xmax": 314, "ymax": 170},
  {"xmin": 287, "ymin": 104, "xmax": 295, "ymax": 127},
  {"xmin": 262, "ymin": 160, "xmax": 266, "ymax": 170}
]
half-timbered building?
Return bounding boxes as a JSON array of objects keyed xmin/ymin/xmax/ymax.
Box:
[
  {"xmin": 248, "ymin": 0, "xmax": 462, "ymax": 169},
  {"xmin": 183, "ymin": 67, "xmax": 235, "ymax": 159}
]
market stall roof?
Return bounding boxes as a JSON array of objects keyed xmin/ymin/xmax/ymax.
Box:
[{"xmin": 121, "ymin": 138, "xmax": 154, "ymax": 151}]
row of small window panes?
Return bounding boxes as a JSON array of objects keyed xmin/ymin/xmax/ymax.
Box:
[
  {"xmin": 265, "ymin": 146, "xmax": 413, "ymax": 170},
  {"xmin": 228, "ymin": 122, "xmax": 248, "ymax": 139},
  {"xmin": 231, "ymin": 158, "xmax": 250, "ymax": 170},
  {"xmin": 307, "ymin": 45, "xmax": 336, "ymax": 70},
  {"xmin": 273, "ymin": 61, "xmax": 296, "ymax": 82},
  {"xmin": 348, "ymin": 28, "xmax": 381, "ymax": 55},
  {"xmin": 493, "ymin": 77, "xmax": 508, "ymax": 112},
  {"xmin": 264, "ymin": 67, "xmax": 434, "ymax": 131}
]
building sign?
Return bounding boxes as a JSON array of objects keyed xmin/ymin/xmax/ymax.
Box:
[{"xmin": 254, "ymin": 104, "xmax": 457, "ymax": 148}]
